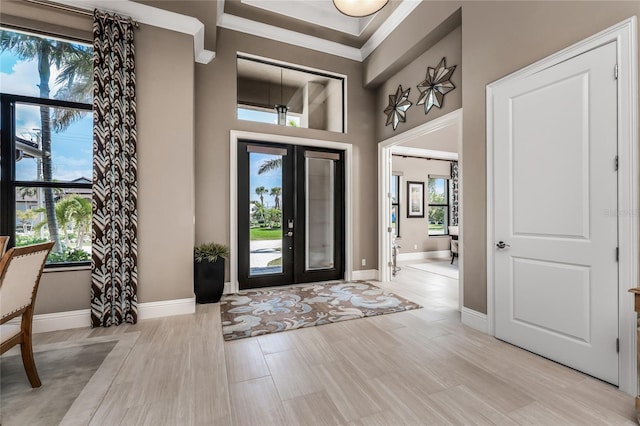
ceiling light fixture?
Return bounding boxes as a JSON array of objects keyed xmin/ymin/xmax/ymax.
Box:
[
  {"xmin": 274, "ymin": 68, "xmax": 288, "ymax": 126},
  {"xmin": 332, "ymin": 0, "xmax": 388, "ymax": 17}
]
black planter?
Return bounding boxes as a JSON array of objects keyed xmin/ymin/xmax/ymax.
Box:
[{"xmin": 194, "ymin": 258, "xmax": 225, "ymax": 303}]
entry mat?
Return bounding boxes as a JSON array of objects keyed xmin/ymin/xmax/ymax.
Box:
[{"xmin": 220, "ymin": 281, "xmax": 422, "ymax": 341}]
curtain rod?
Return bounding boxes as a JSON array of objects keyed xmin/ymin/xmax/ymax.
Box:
[
  {"xmin": 392, "ymin": 154, "xmax": 455, "ymax": 162},
  {"xmin": 24, "ymin": 0, "xmax": 93, "ymax": 16}
]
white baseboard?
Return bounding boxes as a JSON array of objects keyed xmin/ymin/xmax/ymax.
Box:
[
  {"xmin": 223, "ymin": 281, "xmax": 233, "ymax": 294},
  {"xmin": 22, "ymin": 309, "xmax": 92, "ymax": 334},
  {"xmin": 352, "ymin": 269, "xmax": 378, "ymax": 281},
  {"xmin": 397, "ymin": 250, "xmax": 451, "ymax": 262},
  {"xmin": 12, "ymin": 297, "xmax": 196, "ymax": 334},
  {"xmin": 461, "ymin": 307, "xmax": 488, "ymax": 334},
  {"xmin": 137, "ymin": 297, "xmax": 195, "ymax": 320}
]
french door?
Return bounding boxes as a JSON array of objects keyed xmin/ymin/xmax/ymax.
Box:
[{"xmin": 237, "ymin": 141, "xmax": 345, "ymax": 289}]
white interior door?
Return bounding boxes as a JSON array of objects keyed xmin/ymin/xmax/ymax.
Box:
[{"xmin": 492, "ymin": 41, "xmax": 619, "ymax": 385}]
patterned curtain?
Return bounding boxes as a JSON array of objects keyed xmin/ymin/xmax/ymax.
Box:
[
  {"xmin": 450, "ymin": 161, "xmax": 459, "ymax": 226},
  {"xmin": 91, "ymin": 10, "xmax": 138, "ymax": 327}
]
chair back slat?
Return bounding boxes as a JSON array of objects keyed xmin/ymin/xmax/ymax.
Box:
[{"xmin": 0, "ymin": 242, "xmax": 54, "ymax": 320}]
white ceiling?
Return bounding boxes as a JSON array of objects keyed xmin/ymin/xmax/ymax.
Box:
[{"xmin": 240, "ymin": 0, "xmax": 376, "ymax": 36}]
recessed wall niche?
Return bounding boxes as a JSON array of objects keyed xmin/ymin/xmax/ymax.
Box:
[{"xmin": 236, "ymin": 55, "xmax": 345, "ymax": 133}]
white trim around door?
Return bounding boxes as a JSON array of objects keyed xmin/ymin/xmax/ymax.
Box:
[
  {"xmin": 229, "ymin": 130, "xmax": 353, "ymax": 294},
  {"xmin": 378, "ymin": 109, "xmax": 463, "ymax": 310},
  {"xmin": 486, "ymin": 17, "xmax": 638, "ymax": 395}
]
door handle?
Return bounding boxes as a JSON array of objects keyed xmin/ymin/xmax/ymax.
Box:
[
  {"xmin": 286, "ymin": 231, "xmax": 293, "ymax": 237},
  {"xmin": 496, "ymin": 241, "xmax": 510, "ymax": 249}
]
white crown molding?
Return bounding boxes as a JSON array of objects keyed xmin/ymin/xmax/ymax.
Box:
[
  {"xmin": 360, "ymin": 0, "xmax": 422, "ymax": 60},
  {"xmin": 391, "ymin": 146, "xmax": 458, "ymax": 161},
  {"xmin": 48, "ymin": 0, "xmax": 216, "ymax": 64},
  {"xmin": 219, "ymin": 0, "xmax": 418, "ymax": 62},
  {"xmin": 218, "ymin": 13, "xmax": 362, "ymax": 61}
]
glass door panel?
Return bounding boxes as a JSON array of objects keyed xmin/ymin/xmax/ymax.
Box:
[
  {"xmin": 305, "ymin": 156, "xmax": 335, "ymax": 271},
  {"xmin": 248, "ymin": 148, "xmax": 284, "ymax": 276},
  {"xmin": 238, "ymin": 142, "xmax": 294, "ymax": 289}
]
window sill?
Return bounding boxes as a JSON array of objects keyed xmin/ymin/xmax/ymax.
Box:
[{"xmin": 44, "ymin": 264, "xmax": 91, "ymax": 273}]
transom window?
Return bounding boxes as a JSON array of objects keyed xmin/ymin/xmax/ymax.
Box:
[{"xmin": 237, "ymin": 55, "xmax": 345, "ymax": 133}]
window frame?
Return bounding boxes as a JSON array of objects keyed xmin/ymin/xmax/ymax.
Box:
[
  {"xmin": 236, "ymin": 54, "xmax": 346, "ymax": 133},
  {"xmin": 1, "ymin": 93, "xmax": 93, "ymax": 267},
  {"xmin": 427, "ymin": 176, "xmax": 450, "ymax": 236}
]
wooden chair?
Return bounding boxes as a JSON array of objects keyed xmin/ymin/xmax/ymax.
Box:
[
  {"xmin": 0, "ymin": 236, "xmax": 9, "ymax": 257},
  {"xmin": 0, "ymin": 241, "xmax": 54, "ymax": 387}
]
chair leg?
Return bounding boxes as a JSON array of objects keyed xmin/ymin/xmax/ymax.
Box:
[
  {"xmin": 20, "ymin": 310, "xmax": 41, "ymax": 388},
  {"xmin": 451, "ymin": 253, "xmax": 454, "ymax": 264}
]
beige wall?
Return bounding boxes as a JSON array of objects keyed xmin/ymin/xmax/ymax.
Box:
[
  {"xmin": 391, "ymin": 156, "xmax": 452, "ymax": 254},
  {"xmin": 135, "ymin": 24, "xmax": 195, "ymax": 304},
  {"xmin": 194, "ymin": 28, "xmax": 378, "ymax": 277},
  {"xmin": 7, "ymin": 0, "xmax": 639, "ymax": 318},
  {"xmin": 363, "ymin": 2, "xmax": 461, "ymax": 88},
  {"xmin": 376, "ymin": 25, "xmax": 461, "ymax": 141},
  {"xmin": 460, "ymin": 1, "xmax": 640, "ymax": 313},
  {"xmin": 1, "ymin": 3, "xmax": 196, "ymax": 314},
  {"xmin": 367, "ymin": 1, "xmax": 640, "ymax": 313}
]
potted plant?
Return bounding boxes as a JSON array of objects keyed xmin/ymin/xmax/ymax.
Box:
[{"xmin": 194, "ymin": 242, "xmax": 229, "ymax": 303}]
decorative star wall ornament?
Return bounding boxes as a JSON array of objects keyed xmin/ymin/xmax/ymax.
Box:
[
  {"xmin": 384, "ymin": 85, "xmax": 412, "ymax": 130},
  {"xmin": 417, "ymin": 57, "xmax": 456, "ymax": 114}
]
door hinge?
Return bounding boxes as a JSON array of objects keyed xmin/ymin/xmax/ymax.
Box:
[
  {"xmin": 615, "ymin": 155, "xmax": 618, "ymax": 171},
  {"xmin": 616, "ymin": 247, "xmax": 619, "ymax": 261},
  {"xmin": 614, "ymin": 64, "xmax": 619, "ymax": 79},
  {"xmin": 616, "ymin": 338, "xmax": 620, "ymax": 353},
  {"xmin": 387, "ymin": 227, "xmax": 393, "ymax": 233},
  {"xmin": 388, "ymin": 261, "xmax": 393, "ymax": 267}
]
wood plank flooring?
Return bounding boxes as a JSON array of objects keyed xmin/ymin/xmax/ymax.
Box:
[{"xmin": 4, "ymin": 260, "xmax": 636, "ymax": 425}]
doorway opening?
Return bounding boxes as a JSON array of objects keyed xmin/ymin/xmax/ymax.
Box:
[{"xmin": 378, "ymin": 109, "xmax": 463, "ymax": 311}]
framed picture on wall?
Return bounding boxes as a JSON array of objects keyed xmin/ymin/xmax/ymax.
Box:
[{"xmin": 407, "ymin": 181, "xmax": 424, "ymax": 218}]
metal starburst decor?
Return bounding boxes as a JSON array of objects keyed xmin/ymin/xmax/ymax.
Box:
[
  {"xmin": 384, "ymin": 85, "xmax": 412, "ymax": 130},
  {"xmin": 417, "ymin": 57, "xmax": 456, "ymax": 114}
]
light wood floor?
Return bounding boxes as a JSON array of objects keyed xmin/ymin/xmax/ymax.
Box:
[{"xmin": 11, "ymin": 261, "xmax": 638, "ymax": 425}]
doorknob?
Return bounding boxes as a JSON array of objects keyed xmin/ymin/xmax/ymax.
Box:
[
  {"xmin": 496, "ymin": 241, "xmax": 510, "ymax": 249},
  {"xmin": 286, "ymin": 231, "xmax": 293, "ymax": 237}
]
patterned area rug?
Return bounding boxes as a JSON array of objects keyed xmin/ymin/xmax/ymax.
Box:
[{"xmin": 220, "ymin": 281, "xmax": 422, "ymax": 341}]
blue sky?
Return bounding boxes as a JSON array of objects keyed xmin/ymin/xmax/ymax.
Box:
[
  {"xmin": 1, "ymin": 37, "xmax": 93, "ymax": 183},
  {"xmin": 250, "ymin": 153, "xmax": 282, "ymax": 207}
]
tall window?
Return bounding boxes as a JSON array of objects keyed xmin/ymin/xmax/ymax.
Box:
[
  {"xmin": 428, "ymin": 177, "xmax": 449, "ymax": 236},
  {"xmin": 0, "ymin": 28, "xmax": 93, "ymax": 265},
  {"xmin": 391, "ymin": 174, "xmax": 400, "ymax": 237}
]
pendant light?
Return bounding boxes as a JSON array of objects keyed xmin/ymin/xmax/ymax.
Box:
[
  {"xmin": 274, "ymin": 68, "xmax": 288, "ymax": 126},
  {"xmin": 333, "ymin": 0, "xmax": 388, "ymax": 17}
]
